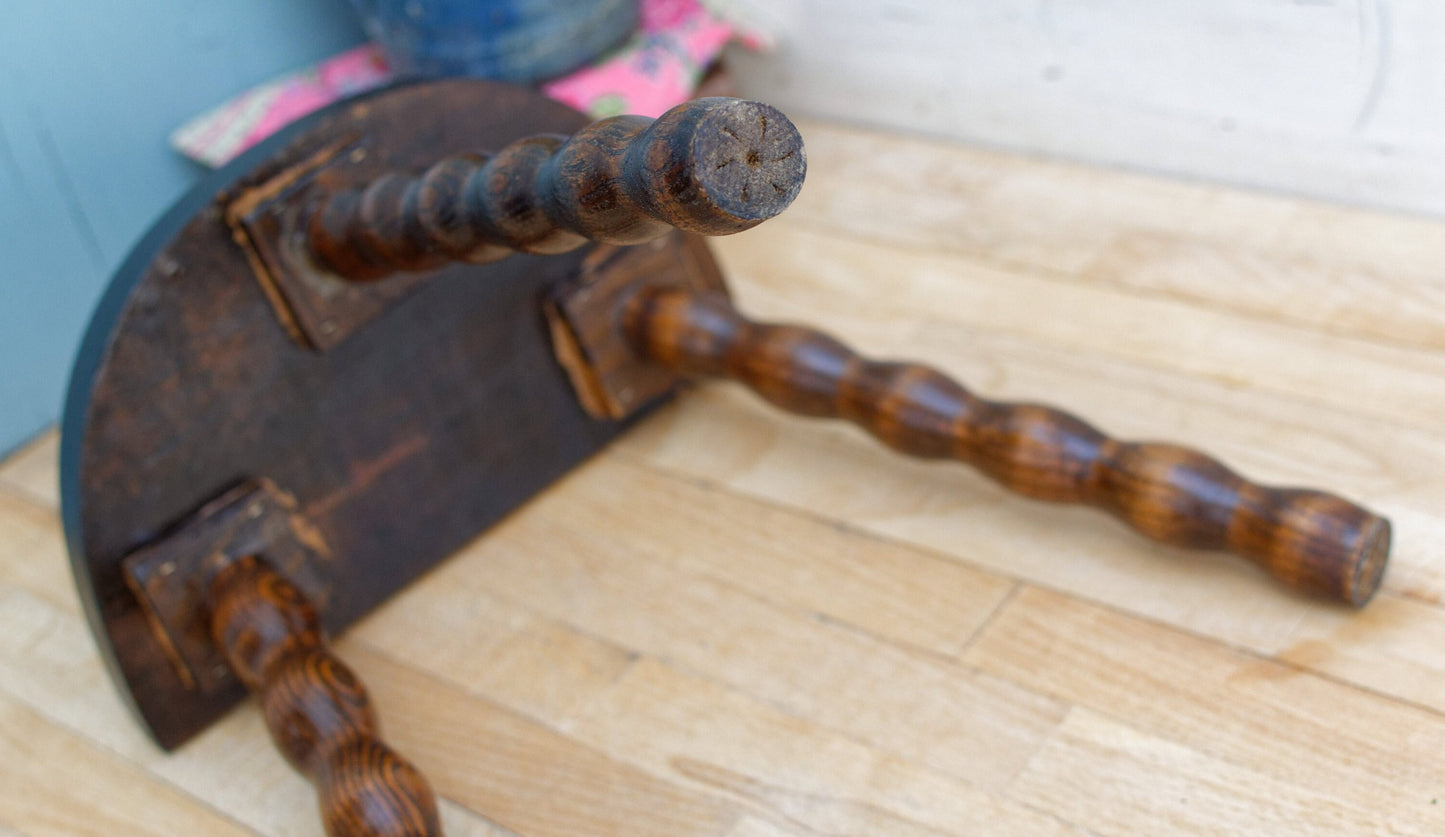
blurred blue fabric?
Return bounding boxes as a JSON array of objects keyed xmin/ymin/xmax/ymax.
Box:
[{"xmin": 351, "ymin": 0, "xmax": 638, "ymax": 83}]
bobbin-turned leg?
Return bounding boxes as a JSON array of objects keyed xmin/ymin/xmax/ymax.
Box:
[
  {"xmin": 118, "ymin": 483, "xmax": 444, "ymax": 837},
  {"xmin": 231, "ymin": 90, "xmax": 808, "ymax": 349},
  {"xmin": 567, "ymin": 286, "xmax": 1390, "ymax": 605},
  {"xmin": 209, "ymin": 556, "xmax": 442, "ymax": 837},
  {"xmin": 300, "ymin": 97, "xmax": 806, "ymax": 281}
]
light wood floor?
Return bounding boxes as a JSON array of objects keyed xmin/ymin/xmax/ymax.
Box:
[{"xmin": 5, "ymin": 117, "xmax": 1445, "ymax": 836}]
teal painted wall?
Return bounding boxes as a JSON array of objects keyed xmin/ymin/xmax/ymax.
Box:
[{"xmin": 0, "ymin": 1, "xmax": 366, "ymax": 454}]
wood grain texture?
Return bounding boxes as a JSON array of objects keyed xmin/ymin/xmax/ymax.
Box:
[
  {"xmin": 392, "ymin": 486, "xmax": 1067, "ymax": 792},
  {"xmin": 0, "ymin": 695, "xmax": 255, "ymax": 837},
  {"xmin": 60, "ymin": 79, "xmax": 701, "ymax": 752},
  {"xmin": 0, "ymin": 429, "xmax": 59, "ymax": 508},
  {"xmin": 627, "ymin": 288, "xmax": 1390, "ymax": 604},
  {"xmin": 963, "ymin": 588, "xmax": 1445, "ymax": 834},
  {"xmin": 306, "ymin": 98, "xmax": 805, "ymax": 280},
  {"xmin": 715, "ymin": 216, "xmax": 1445, "ymax": 435},
  {"xmin": 347, "ymin": 648, "xmax": 739, "ymax": 837},
  {"xmin": 209, "ymin": 556, "xmax": 441, "ymax": 836},
  {"xmin": 10, "ymin": 116, "xmax": 1445, "ymax": 837},
  {"xmin": 783, "ymin": 119, "xmax": 1445, "ymax": 355}
]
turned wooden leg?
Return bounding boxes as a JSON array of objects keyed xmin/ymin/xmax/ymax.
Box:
[
  {"xmin": 625, "ymin": 289, "xmax": 1392, "ymax": 606},
  {"xmin": 208, "ymin": 556, "xmax": 442, "ymax": 837},
  {"xmin": 304, "ymin": 97, "xmax": 806, "ymax": 280}
]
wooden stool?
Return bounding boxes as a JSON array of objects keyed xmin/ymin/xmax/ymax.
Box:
[{"xmin": 61, "ymin": 79, "xmax": 1389, "ymax": 837}]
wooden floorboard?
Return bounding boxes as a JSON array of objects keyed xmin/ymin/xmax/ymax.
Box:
[{"xmin": 4, "ymin": 117, "xmax": 1443, "ymax": 834}]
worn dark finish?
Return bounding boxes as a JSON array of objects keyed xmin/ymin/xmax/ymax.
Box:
[
  {"xmin": 623, "ymin": 289, "xmax": 1392, "ymax": 605},
  {"xmin": 302, "ymin": 97, "xmax": 805, "ymax": 281},
  {"xmin": 65, "ymin": 69, "xmax": 1394, "ymax": 837},
  {"xmin": 231, "ymin": 95, "xmax": 803, "ymax": 350},
  {"xmin": 61, "ymin": 79, "xmax": 726, "ymax": 752},
  {"xmin": 546, "ymin": 232, "xmax": 729, "ymax": 419},
  {"xmin": 211, "ymin": 556, "xmax": 442, "ymax": 837},
  {"xmin": 121, "ymin": 481, "xmax": 331, "ymax": 695},
  {"xmin": 225, "ymin": 135, "xmax": 394, "ymax": 351},
  {"xmin": 122, "ymin": 481, "xmax": 439, "ymax": 835}
]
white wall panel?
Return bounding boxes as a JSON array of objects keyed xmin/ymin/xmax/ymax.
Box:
[{"xmin": 727, "ymin": 0, "xmax": 1445, "ymax": 215}]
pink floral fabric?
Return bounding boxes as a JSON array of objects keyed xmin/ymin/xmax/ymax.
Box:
[{"xmin": 172, "ymin": 0, "xmax": 763, "ymax": 167}]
